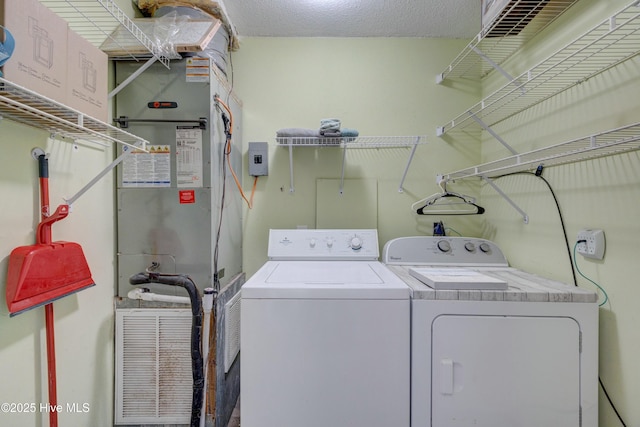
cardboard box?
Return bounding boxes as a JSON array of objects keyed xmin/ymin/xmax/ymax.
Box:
[
  {"xmin": 0, "ymin": 0, "xmax": 68, "ymax": 104},
  {"xmin": 67, "ymin": 29, "xmax": 109, "ymax": 122}
]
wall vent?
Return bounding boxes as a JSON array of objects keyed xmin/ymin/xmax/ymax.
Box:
[
  {"xmin": 115, "ymin": 309, "xmax": 192, "ymax": 425},
  {"xmin": 482, "ymin": 0, "xmax": 580, "ymax": 38},
  {"xmin": 485, "ymin": 0, "xmax": 549, "ymax": 37},
  {"xmin": 224, "ymin": 291, "xmax": 241, "ymax": 373}
]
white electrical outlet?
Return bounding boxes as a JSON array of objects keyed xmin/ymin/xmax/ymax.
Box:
[{"xmin": 576, "ymin": 229, "xmax": 605, "ymax": 260}]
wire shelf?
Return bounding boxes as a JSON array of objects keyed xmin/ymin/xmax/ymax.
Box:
[
  {"xmin": 444, "ymin": 122, "xmax": 640, "ymax": 181},
  {"xmin": 39, "ymin": 0, "xmax": 171, "ymax": 67},
  {"xmin": 276, "ymin": 135, "xmax": 426, "ymax": 148},
  {"xmin": 439, "ymin": 0, "xmax": 580, "ymax": 81},
  {"xmin": 276, "ymin": 136, "xmax": 427, "ymax": 193},
  {"xmin": 0, "ymin": 78, "xmax": 148, "ymax": 150},
  {"xmin": 438, "ymin": 1, "xmax": 640, "ymax": 136}
]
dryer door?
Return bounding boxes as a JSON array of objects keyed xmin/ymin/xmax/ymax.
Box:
[{"xmin": 431, "ymin": 315, "xmax": 581, "ymax": 427}]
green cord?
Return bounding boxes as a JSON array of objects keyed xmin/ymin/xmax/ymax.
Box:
[
  {"xmin": 573, "ymin": 242, "xmax": 608, "ymax": 306},
  {"xmin": 445, "ymin": 227, "xmax": 462, "ymax": 236}
]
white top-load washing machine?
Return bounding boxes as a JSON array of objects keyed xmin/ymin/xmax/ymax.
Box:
[
  {"xmin": 382, "ymin": 236, "xmax": 599, "ymax": 427},
  {"xmin": 241, "ymin": 229, "xmax": 411, "ymax": 427}
]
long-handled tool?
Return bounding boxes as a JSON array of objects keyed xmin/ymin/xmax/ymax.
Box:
[{"xmin": 5, "ymin": 149, "xmax": 96, "ymax": 427}]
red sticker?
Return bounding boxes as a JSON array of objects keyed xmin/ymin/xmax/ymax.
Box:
[{"xmin": 179, "ymin": 190, "xmax": 196, "ymax": 204}]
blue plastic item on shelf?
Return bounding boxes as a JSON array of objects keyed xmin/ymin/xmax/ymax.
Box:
[{"xmin": 0, "ymin": 26, "xmax": 16, "ymax": 77}]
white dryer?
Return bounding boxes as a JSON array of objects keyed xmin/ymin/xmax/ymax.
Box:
[
  {"xmin": 382, "ymin": 236, "xmax": 598, "ymax": 427},
  {"xmin": 241, "ymin": 229, "xmax": 411, "ymax": 427}
]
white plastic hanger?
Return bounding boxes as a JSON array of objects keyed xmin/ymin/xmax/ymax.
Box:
[{"xmin": 412, "ymin": 176, "xmax": 485, "ymax": 215}]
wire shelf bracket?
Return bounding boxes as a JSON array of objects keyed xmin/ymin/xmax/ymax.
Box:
[
  {"xmin": 481, "ymin": 175, "xmax": 529, "ymax": 224},
  {"xmin": 468, "ymin": 112, "xmax": 518, "ymax": 156},
  {"xmin": 0, "ymin": 77, "xmax": 149, "ymax": 205},
  {"xmin": 469, "ymin": 46, "xmax": 526, "ymax": 95},
  {"xmin": 276, "ymin": 136, "xmax": 427, "ymax": 194}
]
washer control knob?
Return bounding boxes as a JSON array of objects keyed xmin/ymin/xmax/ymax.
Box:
[
  {"xmin": 464, "ymin": 242, "xmax": 476, "ymax": 252},
  {"xmin": 479, "ymin": 242, "xmax": 491, "ymax": 253},
  {"xmin": 326, "ymin": 239, "xmax": 334, "ymax": 248},
  {"xmin": 437, "ymin": 240, "xmax": 451, "ymax": 253},
  {"xmin": 350, "ymin": 236, "xmax": 363, "ymax": 250},
  {"xmin": 309, "ymin": 238, "xmax": 317, "ymax": 248}
]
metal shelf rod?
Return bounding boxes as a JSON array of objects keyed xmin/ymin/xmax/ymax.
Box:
[{"xmin": 444, "ymin": 122, "xmax": 640, "ymax": 181}]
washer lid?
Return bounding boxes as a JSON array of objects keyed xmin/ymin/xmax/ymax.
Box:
[{"xmin": 242, "ymin": 261, "xmax": 410, "ymax": 299}]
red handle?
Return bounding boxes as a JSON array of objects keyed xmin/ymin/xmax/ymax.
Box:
[{"xmin": 36, "ymin": 205, "xmax": 69, "ymax": 245}]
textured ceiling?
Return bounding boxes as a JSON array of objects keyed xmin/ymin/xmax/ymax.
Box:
[{"xmin": 223, "ymin": 0, "xmax": 481, "ymax": 38}]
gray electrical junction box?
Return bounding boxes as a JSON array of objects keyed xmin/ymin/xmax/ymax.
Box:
[{"xmin": 248, "ymin": 142, "xmax": 268, "ymax": 176}]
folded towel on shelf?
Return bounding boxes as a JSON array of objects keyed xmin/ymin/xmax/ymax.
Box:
[
  {"xmin": 340, "ymin": 128, "xmax": 359, "ymax": 143},
  {"xmin": 319, "ymin": 118, "xmax": 341, "ymax": 135},
  {"xmin": 276, "ymin": 128, "xmax": 321, "ymax": 138},
  {"xmin": 320, "ymin": 118, "xmax": 341, "ymax": 128},
  {"xmin": 341, "ymin": 128, "xmax": 359, "ymax": 138},
  {"xmin": 320, "ymin": 131, "xmax": 341, "ymax": 138}
]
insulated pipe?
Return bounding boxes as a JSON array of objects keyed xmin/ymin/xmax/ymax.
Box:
[
  {"xmin": 127, "ymin": 288, "xmax": 191, "ymax": 305},
  {"xmin": 200, "ymin": 288, "xmax": 215, "ymax": 427},
  {"xmin": 129, "ymin": 272, "xmax": 204, "ymax": 427}
]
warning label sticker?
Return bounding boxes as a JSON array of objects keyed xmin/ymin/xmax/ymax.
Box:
[
  {"xmin": 179, "ymin": 189, "xmax": 196, "ymax": 204},
  {"xmin": 122, "ymin": 145, "xmax": 171, "ymax": 187},
  {"xmin": 176, "ymin": 127, "xmax": 204, "ymax": 188}
]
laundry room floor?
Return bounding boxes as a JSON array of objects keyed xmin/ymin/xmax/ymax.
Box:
[{"xmin": 226, "ymin": 398, "xmax": 240, "ymax": 427}]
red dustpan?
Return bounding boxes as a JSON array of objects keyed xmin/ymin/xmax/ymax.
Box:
[
  {"xmin": 6, "ymin": 154, "xmax": 95, "ymax": 316},
  {"xmin": 5, "ymin": 152, "xmax": 95, "ymax": 427},
  {"xmin": 6, "ymin": 204, "xmax": 95, "ymax": 316}
]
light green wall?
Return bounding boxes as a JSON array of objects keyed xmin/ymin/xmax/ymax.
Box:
[
  {"xmin": 0, "ymin": 122, "xmax": 116, "ymax": 425},
  {"xmin": 232, "ymin": 2, "xmax": 639, "ymax": 425},
  {"xmin": 476, "ymin": 0, "xmax": 639, "ymax": 426},
  {"xmin": 0, "ymin": 1, "xmax": 136, "ymax": 424},
  {"xmin": 1, "ymin": 0, "xmax": 637, "ymax": 425},
  {"xmin": 231, "ymin": 37, "xmax": 482, "ymax": 276}
]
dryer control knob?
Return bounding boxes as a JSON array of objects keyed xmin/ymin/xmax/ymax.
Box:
[
  {"xmin": 464, "ymin": 242, "xmax": 476, "ymax": 252},
  {"xmin": 479, "ymin": 242, "xmax": 491, "ymax": 253},
  {"xmin": 326, "ymin": 239, "xmax": 334, "ymax": 248},
  {"xmin": 309, "ymin": 238, "xmax": 317, "ymax": 248},
  {"xmin": 350, "ymin": 237, "xmax": 363, "ymax": 250},
  {"xmin": 437, "ymin": 240, "xmax": 451, "ymax": 253}
]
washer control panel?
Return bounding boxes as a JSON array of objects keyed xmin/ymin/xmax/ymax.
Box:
[
  {"xmin": 382, "ymin": 236, "xmax": 508, "ymax": 266},
  {"xmin": 268, "ymin": 229, "xmax": 379, "ymax": 260}
]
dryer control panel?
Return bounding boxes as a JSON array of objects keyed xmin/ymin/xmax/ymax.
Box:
[
  {"xmin": 382, "ymin": 236, "xmax": 508, "ymax": 267},
  {"xmin": 268, "ymin": 229, "xmax": 380, "ymax": 260}
]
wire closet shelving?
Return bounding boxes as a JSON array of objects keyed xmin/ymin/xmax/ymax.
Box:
[
  {"xmin": 39, "ymin": 0, "xmax": 171, "ymax": 67},
  {"xmin": 438, "ymin": 0, "xmax": 581, "ymax": 82},
  {"xmin": 432, "ymin": 1, "xmax": 640, "ymax": 223},
  {"xmin": 437, "ymin": 1, "xmax": 640, "ymax": 137},
  {"xmin": 0, "ymin": 0, "xmax": 162, "ymax": 149},
  {"xmin": 443, "ymin": 122, "xmax": 640, "ymax": 181},
  {"xmin": 0, "ymin": 78, "xmax": 147, "ymax": 150},
  {"xmin": 276, "ymin": 136, "xmax": 428, "ymax": 194}
]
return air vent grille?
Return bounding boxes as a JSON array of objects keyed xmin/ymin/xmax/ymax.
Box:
[
  {"xmin": 224, "ymin": 291, "xmax": 241, "ymax": 373},
  {"xmin": 115, "ymin": 309, "xmax": 192, "ymax": 425},
  {"xmin": 485, "ymin": 0, "xmax": 550, "ymax": 37}
]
